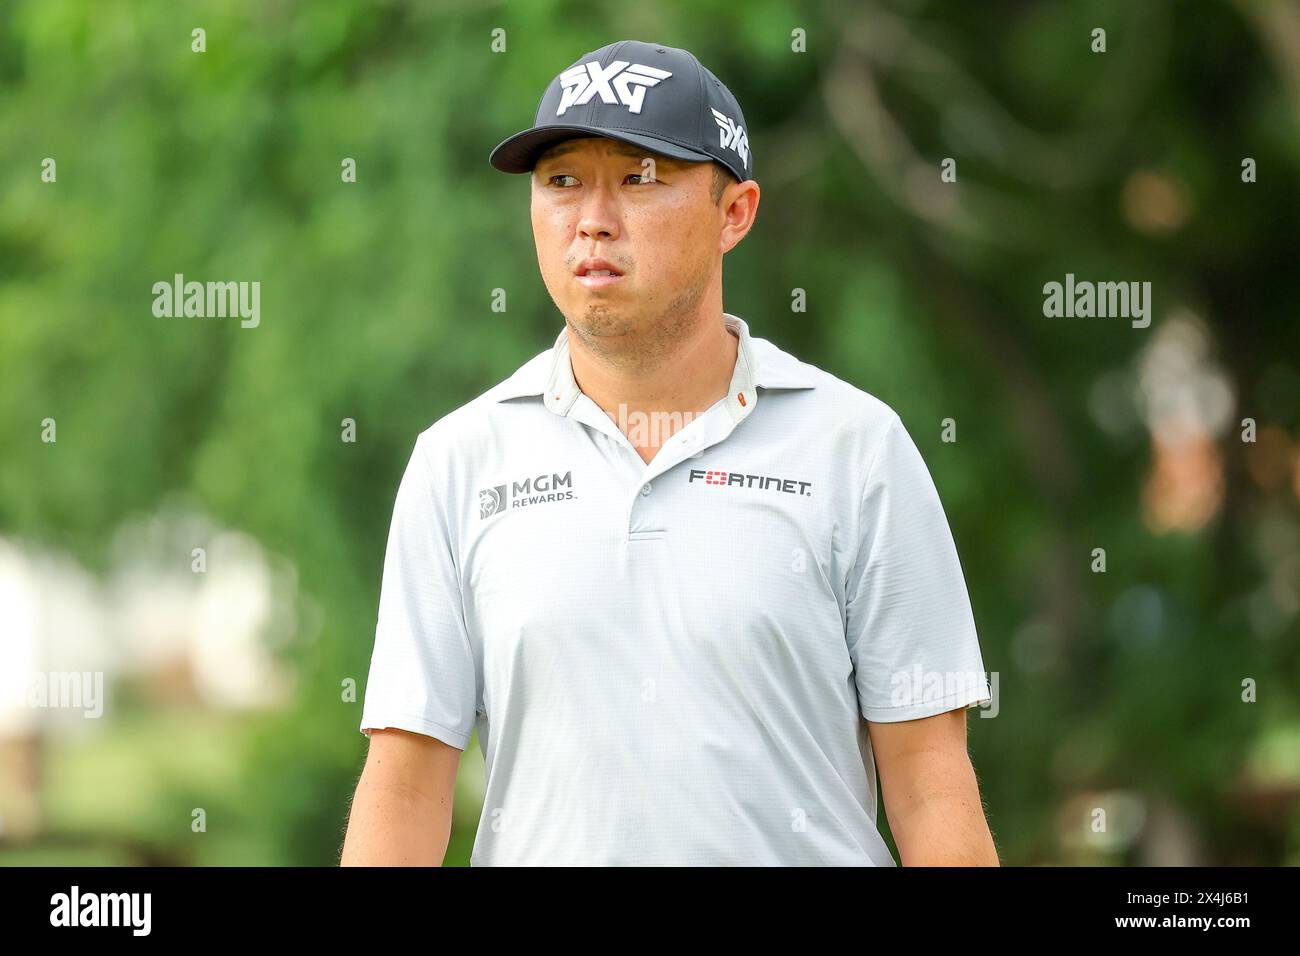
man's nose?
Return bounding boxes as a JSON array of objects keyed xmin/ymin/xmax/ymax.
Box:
[{"xmin": 576, "ymin": 184, "xmax": 620, "ymax": 242}]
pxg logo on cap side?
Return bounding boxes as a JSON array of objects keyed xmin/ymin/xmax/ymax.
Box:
[
  {"xmin": 711, "ymin": 108, "xmax": 749, "ymax": 169},
  {"xmin": 556, "ymin": 60, "xmax": 673, "ymax": 116}
]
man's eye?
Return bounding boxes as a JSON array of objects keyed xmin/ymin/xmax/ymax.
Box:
[
  {"xmin": 548, "ymin": 174, "xmax": 579, "ymax": 187},
  {"xmin": 625, "ymin": 173, "xmax": 655, "ymax": 185}
]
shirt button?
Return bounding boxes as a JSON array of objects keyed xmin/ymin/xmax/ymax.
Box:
[{"xmin": 640, "ymin": 483, "xmax": 652, "ymax": 496}]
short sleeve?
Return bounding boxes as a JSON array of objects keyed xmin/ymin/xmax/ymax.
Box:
[
  {"xmin": 359, "ymin": 435, "xmax": 478, "ymax": 749},
  {"xmin": 845, "ymin": 414, "xmax": 992, "ymax": 722}
]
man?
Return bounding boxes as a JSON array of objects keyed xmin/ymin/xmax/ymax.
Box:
[{"xmin": 341, "ymin": 39, "xmax": 997, "ymax": 866}]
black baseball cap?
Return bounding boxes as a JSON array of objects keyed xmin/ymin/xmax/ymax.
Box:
[{"xmin": 488, "ymin": 39, "xmax": 753, "ymax": 184}]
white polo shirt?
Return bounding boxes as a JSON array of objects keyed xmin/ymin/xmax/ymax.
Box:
[{"xmin": 359, "ymin": 313, "xmax": 991, "ymax": 866}]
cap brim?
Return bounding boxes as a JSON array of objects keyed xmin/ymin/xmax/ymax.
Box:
[{"xmin": 489, "ymin": 125, "xmax": 714, "ymax": 174}]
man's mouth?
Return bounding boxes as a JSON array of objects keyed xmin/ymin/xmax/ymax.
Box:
[{"xmin": 574, "ymin": 258, "xmax": 625, "ymax": 289}]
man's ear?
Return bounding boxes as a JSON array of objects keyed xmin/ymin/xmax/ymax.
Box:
[{"xmin": 719, "ymin": 179, "xmax": 760, "ymax": 255}]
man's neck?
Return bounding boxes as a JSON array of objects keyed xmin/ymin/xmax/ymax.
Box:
[{"xmin": 567, "ymin": 316, "xmax": 740, "ymax": 465}]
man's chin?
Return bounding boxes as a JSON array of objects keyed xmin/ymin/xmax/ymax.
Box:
[{"xmin": 567, "ymin": 309, "xmax": 637, "ymax": 338}]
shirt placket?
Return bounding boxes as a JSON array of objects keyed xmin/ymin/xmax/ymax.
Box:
[{"xmin": 548, "ymin": 318, "xmax": 760, "ymax": 539}]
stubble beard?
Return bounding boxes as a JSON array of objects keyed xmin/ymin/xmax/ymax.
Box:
[{"xmin": 566, "ymin": 258, "xmax": 716, "ymax": 372}]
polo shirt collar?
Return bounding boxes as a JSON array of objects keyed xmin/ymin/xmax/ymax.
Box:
[{"xmin": 496, "ymin": 314, "xmax": 816, "ymax": 422}]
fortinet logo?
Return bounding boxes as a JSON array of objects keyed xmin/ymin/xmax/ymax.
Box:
[
  {"xmin": 687, "ymin": 469, "xmax": 812, "ymax": 496},
  {"xmin": 480, "ymin": 471, "xmax": 575, "ymax": 518},
  {"xmin": 710, "ymin": 108, "xmax": 749, "ymax": 169},
  {"xmin": 556, "ymin": 60, "xmax": 672, "ymax": 116}
]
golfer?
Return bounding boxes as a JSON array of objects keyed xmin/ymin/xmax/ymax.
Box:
[{"xmin": 342, "ymin": 39, "xmax": 997, "ymax": 866}]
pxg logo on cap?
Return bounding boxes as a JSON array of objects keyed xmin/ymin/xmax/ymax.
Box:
[
  {"xmin": 556, "ymin": 60, "xmax": 672, "ymax": 115},
  {"xmin": 488, "ymin": 39, "xmax": 752, "ymax": 185}
]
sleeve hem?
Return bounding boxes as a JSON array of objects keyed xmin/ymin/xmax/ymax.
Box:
[
  {"xmin": 860, "ymin": 685, "xmax": 991, "ymax": 723},
  {"xmin": 359, "ymin": 712, "xmax": 471, "ymax": 750}
]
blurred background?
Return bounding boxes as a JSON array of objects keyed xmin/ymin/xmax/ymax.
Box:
[{"xmin": 1, "ymin": 0, "xmax": 1297, "ymax": 866}]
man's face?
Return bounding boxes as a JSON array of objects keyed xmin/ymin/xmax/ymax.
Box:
[{"xmin": 530, "ymin": 137, "xmax": 749, "ymax": 348}]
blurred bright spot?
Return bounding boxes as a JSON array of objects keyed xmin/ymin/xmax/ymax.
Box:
[
  {"xmin": 1142, "ymin": 434, "xmax": 1224, "ymax": 533},
  {"xmin": 106, "ymin": 501, "xmax": 299, "ymax": 710},
  {"xmin": 1087, "ymin": 367, "xmax": 1141, "ymax": 438},
  {"xmin": 1060, "ymin": 790, "xmax": 1146, "ymax": 858},
  {"xmin": 1247, "ymin": 426, "xmax": 1295, "ymax": 490},
  {"xmin": 1247, "ymin": 509, "xmax": 1300, "ymax": 638},
  {"xmin": 904, "ymin": 160, "xmax": 960, "ymax": 220},
  {"xmin": 0, "ymin": 508, "xmax": 299, "ymax": 845},
  {"xmin": 1136, "ymin": 312, "xmax": 1233, "ymax": 533},
  {"xmin": 1110, "ymin": 585, "xmax": 1168, "ymax": 647},
  {"xmin": 1121, "ymin": 169, "xmax": 1192, "ymax": 236},
  {"xmin": 0, "ymin": 538, "xmax": 111, "ymax": 739}
]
